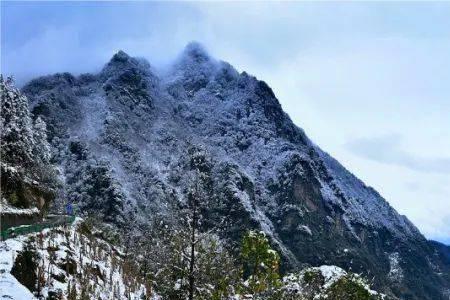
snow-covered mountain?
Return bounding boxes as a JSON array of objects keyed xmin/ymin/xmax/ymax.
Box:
[{"xmin": 22, "ymin": 42, "xmax": 450, "ymax": 299}]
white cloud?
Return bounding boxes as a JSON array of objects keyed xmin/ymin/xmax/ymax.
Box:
[{"xmin": 345, "ymin": 134, "xmax": 450, "ymax": 174}]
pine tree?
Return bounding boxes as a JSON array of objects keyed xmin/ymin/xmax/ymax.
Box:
[
  {"xmin": 139, "ymin": 162, "xmax": 239, "ymax": 299},
  {"xmin": 241, "ymin": 230, "xmax": 281, "ymax": 295},
  {"xmin": 1, "ymin": 76, "xmax": 58, "ymax": 209},
  {"xmin": 32, "ymin": 116, "xmax": 51, "ymax": 164},
  {"xmin": 0, "ymin": 76, "xmax": 34, "ymax": 166},
  {"xmin": 195, "ymin": 234, "xmax": 240, "ymax": 299},
  {"xmin": 65, "ymin": 146, "xmax": 125, "ymax": 224}
]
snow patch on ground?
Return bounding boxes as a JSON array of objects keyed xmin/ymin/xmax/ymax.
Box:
[
  {"xmin": 315, "ymin": 265, "xmax": 347, "ymax": 288},
  {"xmin": 0, "ymin": 234, "xmax": 37, "ymax": 299},
  {"xmin": 0, "ymin": 273, "xmax": 36, "ymax": 300}
]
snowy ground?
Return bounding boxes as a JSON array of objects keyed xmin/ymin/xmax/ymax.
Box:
[
  {"xmin": 0, "ymin": 233, "xmax": 39, "ymax": 299},
  {"xmin": 0, "ymin": 219, "xmax": 148, "ymax": 300}
]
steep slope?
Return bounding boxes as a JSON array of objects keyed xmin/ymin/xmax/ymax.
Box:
[
  {"xmin": 22, "ymin": 42, "xmax": 450, "ymax": 299},
  {"xmin": 0, "ymin": 219, "xmax": 149, "ymax": 299}
]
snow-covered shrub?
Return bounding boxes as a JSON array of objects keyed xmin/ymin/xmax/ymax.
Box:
[
  {"xmin": 324, "ymin": 273, "xmax": 383, "ymax": 300},
  {"xmin": 279, "ymin": 266, "xmax": 385, "ymax": 300}
]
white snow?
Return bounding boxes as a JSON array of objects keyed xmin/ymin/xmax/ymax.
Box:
[
  {"xmin": 0, "ymin": 235, "xmax": 35, "ymax": 299},
  {"xmin": 298, "ymin": 225, "xmax": 312, "ymax": 236},
  {"xmin": 0, "ymin": 273, "xmax": 36, "ymax": 300},
  {"xmin": 315, "ymin": 265, "xmax": 347, "ymax": 288},
  {"xmin": 0, "ymin": 219, "xmax": 149, "ymax": 300},
  {"xmin": 1, "ymin": 198, "xmax": 40, "ymax": 215},
  {"xmin": 388, "ymin": 252, "xmax": 404, "ymax": 282}
]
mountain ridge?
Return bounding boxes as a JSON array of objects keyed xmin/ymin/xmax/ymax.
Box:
[{"xmin": 21, "ymin": 43, "xmax": 450, "ymax": 299}]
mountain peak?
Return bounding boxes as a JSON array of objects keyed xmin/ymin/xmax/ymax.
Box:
[
  {"xmin": 182, "ymin": 41, "xmax": 210, "ymax": 63},
  {"xmin": 167, "ymin": 41, "xmax": 218, "ymax": 85},
  {"xmin": 101, "ymin": 50, "xmax": 152, "ymax": 79},
  {"xmin": 110, "ymin": 50, "xmax": 131, "ymax": 63}
]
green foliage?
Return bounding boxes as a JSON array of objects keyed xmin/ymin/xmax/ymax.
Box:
[
  {"xmin": 8, "ymin": 191, "xmax": 20, "ymax": 206},
  {"xmin": 241, "ymin": 230, "xmax": 281, "ymax": 295},
  {"xmin": 75, "ymin": 216, "xmax": 122, "ymax": 247},
  {"xmin": 323, "ymin": 274, "xmax": 381, "ymax": 300}
]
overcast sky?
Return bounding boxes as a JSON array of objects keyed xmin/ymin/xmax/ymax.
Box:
[{"xmin": 2, "ymin": 1, "xmax": 449, "ymax": 244}]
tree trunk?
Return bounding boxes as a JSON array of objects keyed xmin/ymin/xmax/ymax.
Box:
[{"xmin": 188, "ymin": 197, "xmax": 197, "ymax": 300}]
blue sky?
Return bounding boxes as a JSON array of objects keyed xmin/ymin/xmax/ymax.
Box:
[{"xmin": 2, "ymin": 1, "xmax": 450, "ymax": 244}]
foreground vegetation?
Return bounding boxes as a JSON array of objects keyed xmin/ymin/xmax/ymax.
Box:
[{"xmin": 5, "ymin": 219, "xmax": 385, "ymax": 300}]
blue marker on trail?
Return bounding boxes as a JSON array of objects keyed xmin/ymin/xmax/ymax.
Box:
[{"xmin": 66, "ymin": 203, "xmax": 73, "ymax": 216}]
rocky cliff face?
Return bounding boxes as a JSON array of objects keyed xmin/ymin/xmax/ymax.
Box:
[{"xmin": 22, "ymin": 42, "xmax": 450, "ymax": 299}]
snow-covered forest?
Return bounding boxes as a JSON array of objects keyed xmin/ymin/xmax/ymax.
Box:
[
  {"xmin": 1, "ymin": 219, "xmax": 383, "ymax": 300},
  {"xmin": 1, "ymin": 42, "xmax": 449, "ymax": 300},
  {"xmin": 0, "ymin": 76, "xmax": 385, "ymax": 299},
  {"xmin": 1, "ymin": 76, "xmax": 58, "ymax": 213}
]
